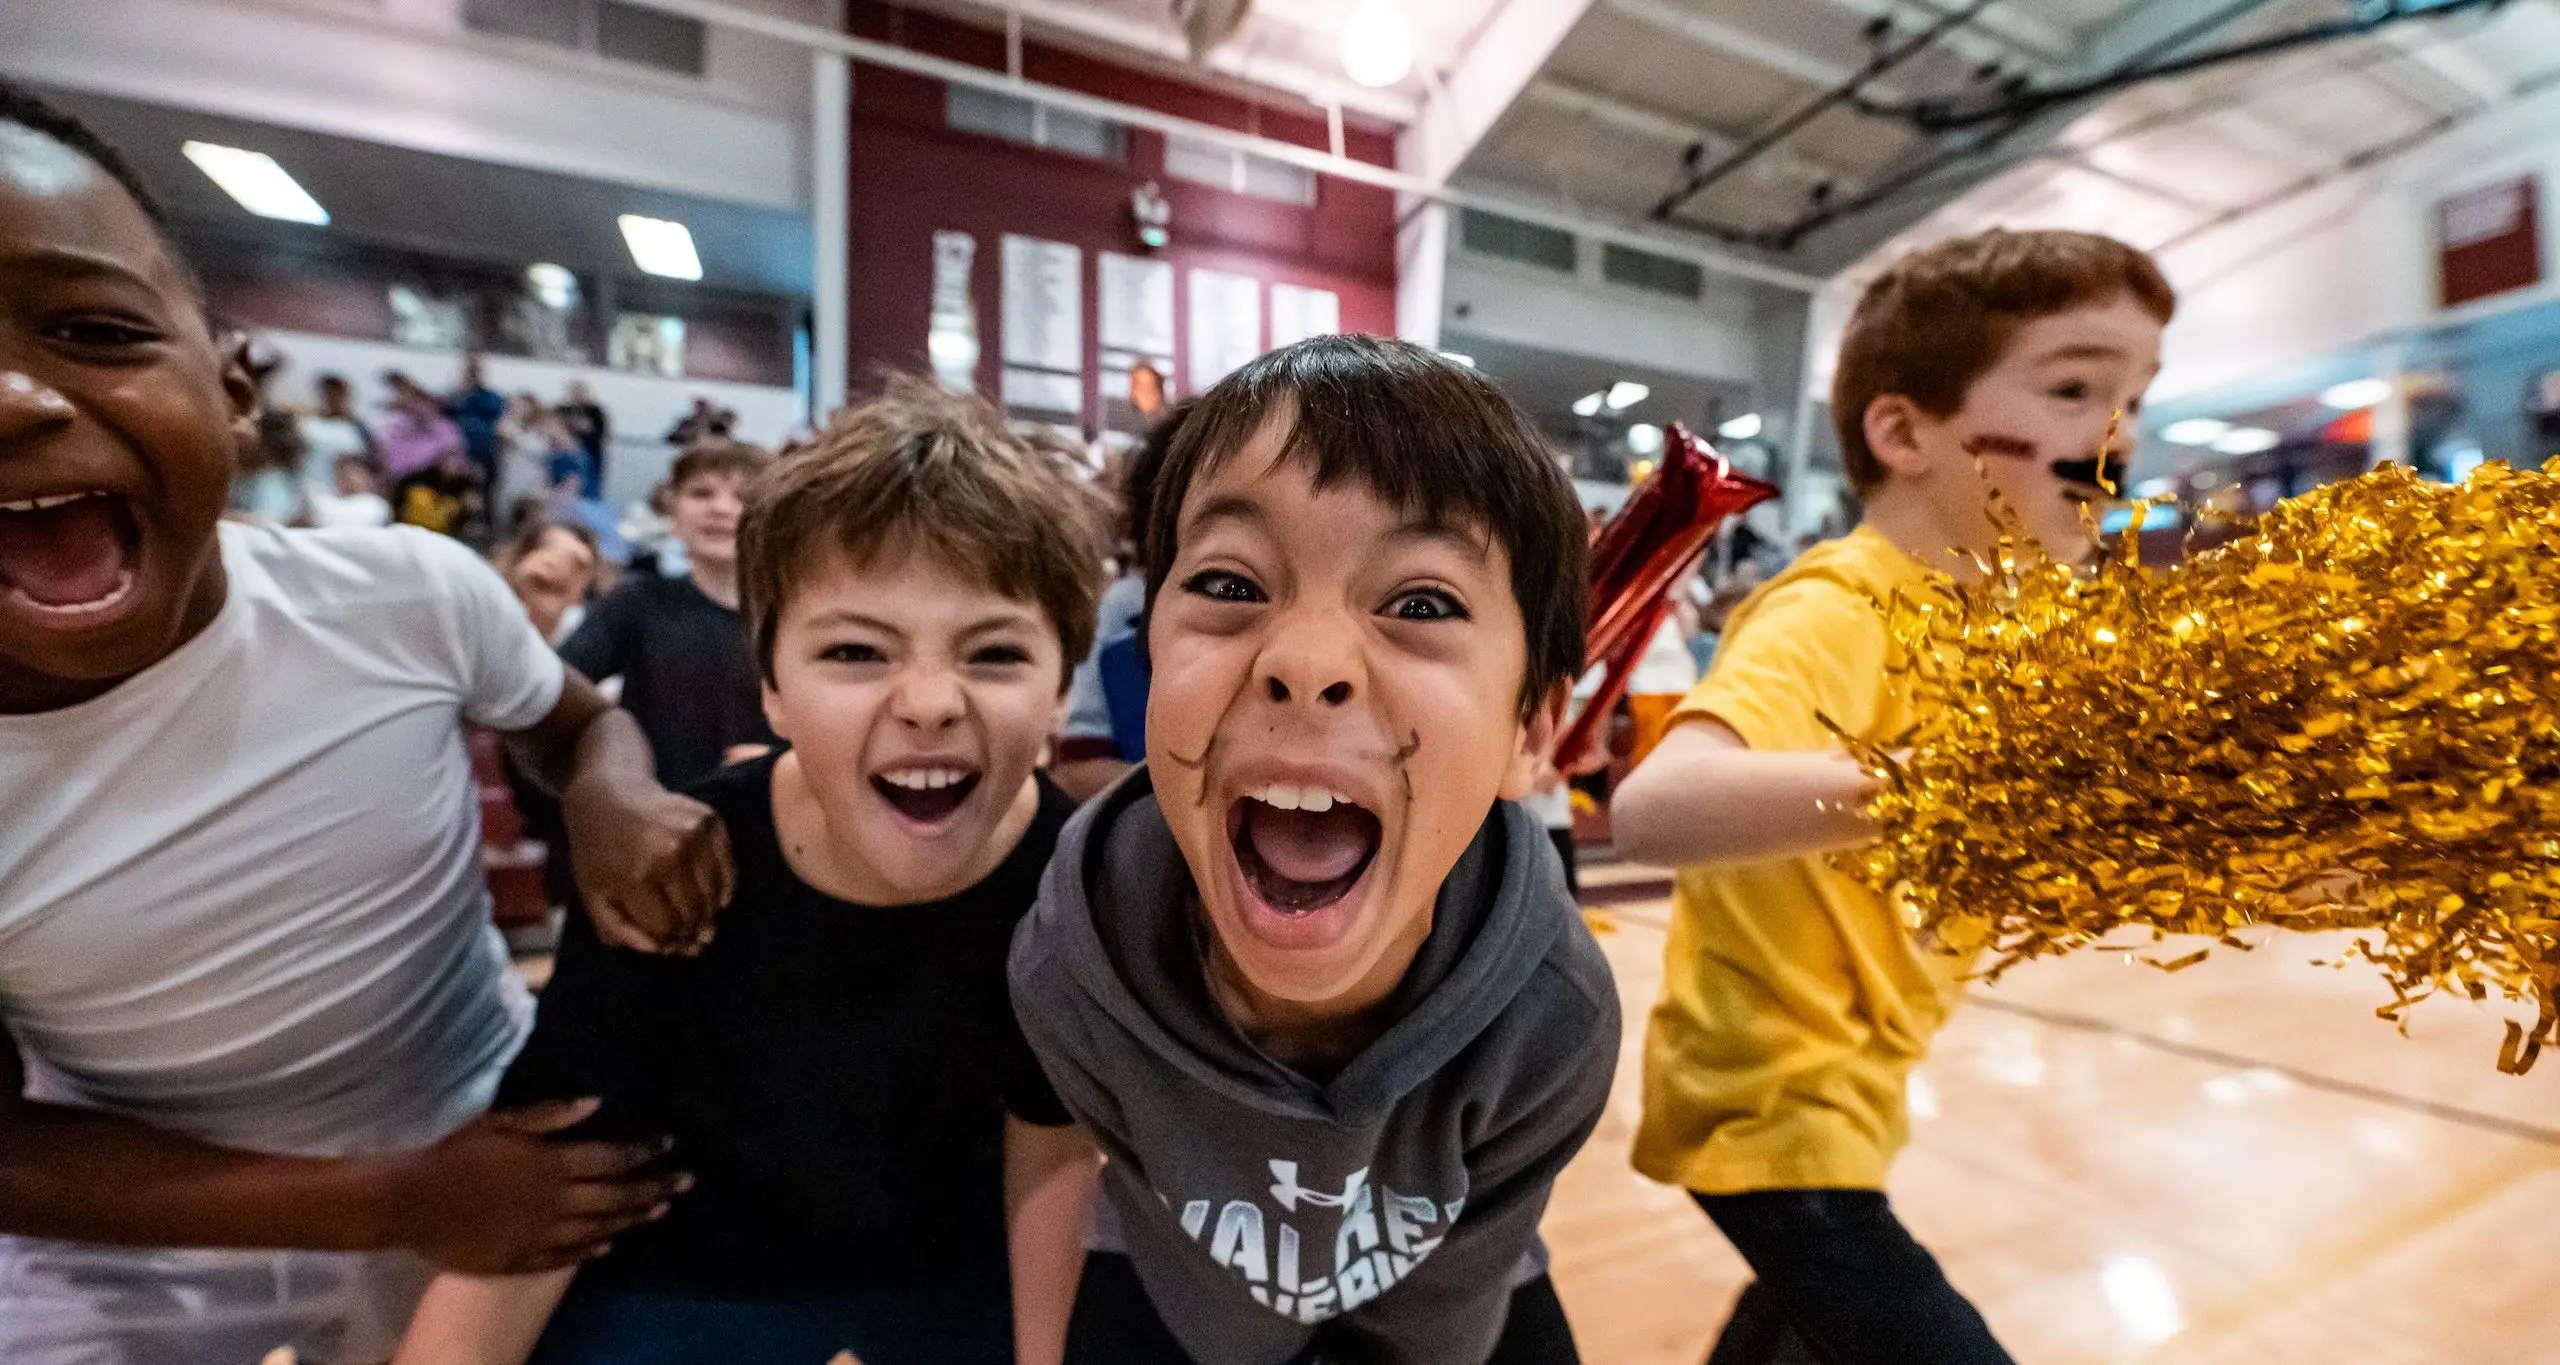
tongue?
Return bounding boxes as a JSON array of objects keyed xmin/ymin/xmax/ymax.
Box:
[
  {"xmin": 0, "ymin": 498, "xmax": 129, "ymax": 607},
  {"xmin": 1247, "ymin": 805, "xmax": 1375, "ymax": 885}
]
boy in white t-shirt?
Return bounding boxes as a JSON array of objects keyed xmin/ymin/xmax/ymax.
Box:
[{"xmin": 0, "ymin": 83, "xmax": 728, "ymax": 1364}]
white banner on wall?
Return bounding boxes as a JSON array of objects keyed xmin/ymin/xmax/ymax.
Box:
[
  {"xmin": 1003, "ymin": 233, "xmax": 1084, "ymax": 417},
  {"xmin": 1269, "ymin": 282, "xmax": 1340, "ymax": 349},
  {"xmin": 1188, "ymin": 267, "xmax": 1262, "ymax": 393}
]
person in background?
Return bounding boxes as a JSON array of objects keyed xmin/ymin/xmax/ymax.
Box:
[
  {"xmin": 381, "ymin": 372, "xmax": 465, "ymax": 481},
  {"xmin": 308, "ymin": 454, "xmax": 393, "ymax": 530},
  {"xmin": 556, "ymin": 380, "xmax": 610, "ymax": 491},
  {"xmin": 394, "ymin": 449, "xmax": 479, "ymax": 540},
  {"xmin": 665, "ymin": 397, "xmax": 719, "ymax": 447},
  {"xmin": 561, "ymin": 441, "xmax": 777, "ymax": 797},
  {"xmin": 499, "ymin": 394, "xmax": 583, "ymax": 534},
  {"xmin": 445, "ymin": 354, "xmax": 507, "ymax": 496},
  {"xmin": 299, "ymin": 374, "xmax": 376, "ymax": 483},
  {"xmin": 1050, "ymin": 400, "xmax": 1190, "ymax": 803},
  {"xmin": 500, "ymin": 519, "xmax": 603, "ymax": 648}
]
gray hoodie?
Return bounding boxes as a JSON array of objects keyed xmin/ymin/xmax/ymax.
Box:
[{"xmin": 1009, "ymin": 769, "xmax": 1619, "ymax": 1365}]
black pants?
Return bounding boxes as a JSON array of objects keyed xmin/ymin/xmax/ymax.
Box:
[
  {"xmin": 1065, "ymin": 1252, "xmax": 1579, "ymax": 1365},
  {"xmin": 1694, "ymin": 1190, "xmax": 2012, "ymax": 1365}
]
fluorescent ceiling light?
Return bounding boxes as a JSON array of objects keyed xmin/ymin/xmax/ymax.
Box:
[
  {"xmin": 181, "ymin": 141, "xmax": 328, "ymax": 225},
  {"xmin": 1626, "ymin": 423, "xmax": 1664, "ymax": 456},
  {"xmin": 1718, "ymin": 412, "xmax": 1763, "ymax": 441},
  {"xmin": 1571, "ymin": 391, "xmax": 1606, "ymax": 418},
  {"xmin": 1605, "ymin": 381, "xmax": 1650, "ymax": 411},
  {"xmin": 2319, "ymin": 378, "xmax": 2391, "ymax": 410},
  {"xmin": 2210, "ymin": 426, "xmax": 2281, "ymax": 455},
  {"xmin": 1438, "ymin": 351, "xmax": 1476, "ymax": 368},
  {"xmin": 1341, "ymin": 0, "xmax": 1416, "ymax": 89},
  {"xmin": 619, "ymin": 214, "xmax": 703, "ymax": 281},
  {"xmin": 2162, "ymin": 418, "xmax": 2230, "ymax": 446},
  {"xmin": 2134, "ymin": 476, "xmax": 2176, "ymax": 499}
]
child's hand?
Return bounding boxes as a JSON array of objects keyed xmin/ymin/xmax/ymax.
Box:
[
  {"xmin": 563, "ymin": 776, "xmax": 733, "ymax": 954},
  {"xmin": 385, "ymin": 1098, "xmax": 691, "ymax": 1274}
]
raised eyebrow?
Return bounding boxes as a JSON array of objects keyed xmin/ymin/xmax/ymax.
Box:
[
  {"xmin": 1, "ymin": 247, "xmax": 162, "ymax": 292},
  {"xmin": 1180, "ymin": 492, "xmax": 1271, "ymax": 540},
  {"xmin": 1387, "ymin": 521, "xmax": 1495, "ymax": 562}
]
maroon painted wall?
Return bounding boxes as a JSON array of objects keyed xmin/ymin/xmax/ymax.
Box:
[{"xmin": 841, "ymin": 3, "xmax": 1399, "ymax": 415}]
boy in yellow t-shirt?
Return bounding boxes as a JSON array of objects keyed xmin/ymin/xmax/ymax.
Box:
[{"xmin": 1612, "ymin": 229, "xmax": 2177, "ymax": 1365}]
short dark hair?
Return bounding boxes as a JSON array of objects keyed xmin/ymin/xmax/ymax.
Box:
[
  {"xmin": 669, "ymin": 438, "xmax": 771, "ymax": 492},
  {"xmin": 0, "ymin": 80, "xmax": 174, "ymax": 232},
  {"xmin": 1142, "ymin": 334, "xmax": 1586, "ymax": 720},
  {"xmin": 738, "ymin": 376, "xmax": 1110, "ymax": 684},
  {"xmin": 1832, "ymin": 228, "xmax": 2176, "ymax": 494}
]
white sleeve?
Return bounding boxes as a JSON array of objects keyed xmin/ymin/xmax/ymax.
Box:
[{"xmin": 401, "ymin": 528, "xmax": 567, "ymax": 731}]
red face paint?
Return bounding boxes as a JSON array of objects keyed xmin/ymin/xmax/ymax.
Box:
[{"xmin": 1962, "ymin": 433, "xmax": 2041, "ymax": 461}]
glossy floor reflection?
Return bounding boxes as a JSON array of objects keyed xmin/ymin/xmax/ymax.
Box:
[{"xmin": 1543, "ymin": 889, "xmax": 2560, "ymax": 1365}]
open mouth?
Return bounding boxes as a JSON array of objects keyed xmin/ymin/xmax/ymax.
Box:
[
  {"xmin": 1228, "ymin": 784, "xmax": 1382, "ymax": 914},
  {"xmin": 2050, "ymin": 451, "xmax": 2125, "ymax": 497},
  {"xmin": 0, "ymin": 491, "xmax": 141, "ymax": 619},
  {"xmin": 872, "ymin": 766, "xmax": 980, "ymax": 824}
]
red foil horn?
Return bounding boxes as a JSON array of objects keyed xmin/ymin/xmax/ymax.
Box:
[{"xmin": 1552, "ymin": 422, "xmax": 1778, "ymax": 770}]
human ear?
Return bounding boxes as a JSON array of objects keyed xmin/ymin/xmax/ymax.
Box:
[
  {"xmin": 217, "ymin": 333, "xmax": 261, "ymax": 462},
  {"xmin": 1498, "ymin": 683, "xmax": 1571, "ymax": 801},
  {"xmin": 761, "ymin": 677, "xmax": 792, "ymax": 742},
  {"xmin": 1862, "ymin": 394, "xmax": 1932, "ymax": 478}
]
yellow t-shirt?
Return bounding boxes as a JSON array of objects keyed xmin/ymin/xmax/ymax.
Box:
[{"xmin": 1631, "ymin": 525, "xmax": 1972, "ymax": 1194}]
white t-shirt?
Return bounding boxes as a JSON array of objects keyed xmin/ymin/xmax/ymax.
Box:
[{"xmin": 0, "ymin": 523, "xmax": 559, "ymax": 1364}]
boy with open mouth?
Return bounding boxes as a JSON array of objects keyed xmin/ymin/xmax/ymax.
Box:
[
  {"xmin": 1009, "ymin": 335, "xmax": 1619, "ymax": 1364},
  {"xmin": 400, "ymin": 380, "xmax": 1105, "ymax": 1365},
  {"xmin": 0, "ymin": 83, "xmax": 721, "ymax": 1363}
]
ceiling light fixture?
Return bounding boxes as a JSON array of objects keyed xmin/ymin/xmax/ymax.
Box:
[
  {"xmin": 1718, "ymin": 412, "xmax": 1763, "ymax": 441},
  {"xmin": 2319, "ymin": 378, "xmax": 2391, "ymax": 410},
  {"xmin": 1571, "ymin": 391, "xmax": 1606, "ymax": 418},
  {"xmin": 2162, "ymin": 418, "xmax": 2231, "ymax": 446},
  {"xmin": 1605, "ymin": 380, "xmax": 1650, "ymax": 411},
  {"xmin": 181, "ymin": 141, "xmax": 328, "ymax": 225},
  {"xmin": 1627, "ymin": 423, "xmax": 1664, "ymax": 456},
  {"xmin": 2210, "ymin": 426, "xmax": 2281, "ymax": 455},
  {"xmin": 1341, "ymin": 0, "xmax": 1416, "ymax": 89},
  {"xmin": 1438, "ymin": 351, "xmax": 1476, "ymax": 368},
  {"xmin": 618, "ymin": 214, "xmax": 703, "ymax": 281}
]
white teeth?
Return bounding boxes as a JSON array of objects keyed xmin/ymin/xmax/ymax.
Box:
[
  {"xmin": 1250, "ymin": 783, "xmax": 1350, "ymax": 813},
  {"xmin": 882, "ymin": 767, "xmax": 970, "ymax": 791},
  {"xmin": 0, "ymin": 491, "xmax": 102, "ymax": 514}
]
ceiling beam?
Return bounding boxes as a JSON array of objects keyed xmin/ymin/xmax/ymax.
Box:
[
  {"xmin": 912, "ymin": 0, "xmax": 1419, "ymax": 123},
  {"xmin": 1401, "ymin": 0, "xmax": 1603, "ymax": 188},
  {"xmin": 1808, "ymin": 0, "xmax": 2073, "ymax": 71},
  {"xmin": 1520, "ymin": 78, "xmax": 1857, "ymax": 189},
  {"xmin": 1603, "ymin": 0, "xmax": 1910, "ymax": 102},
  {"xmin": 2070, "ymin": 0, "xmax": 2287, "ymax": 80},
  {"xmin": 2378, "ymin": 20, "xmax": 2515, "ymax": 106}
]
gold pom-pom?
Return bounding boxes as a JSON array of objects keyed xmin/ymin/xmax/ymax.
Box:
[{"xmin": 1838, "ymin": 460, "xmax": 2560, "ymax": 1073}]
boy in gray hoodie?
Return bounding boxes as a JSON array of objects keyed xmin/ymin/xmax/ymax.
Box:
[{"xmin": 1009, "ymin": 335, "xmax": 1618, "ymax": 1365}]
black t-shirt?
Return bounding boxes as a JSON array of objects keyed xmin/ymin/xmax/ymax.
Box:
[
  {"xmin": 501, "ymin": 754, "xmax": 1076, "ymax": 1298},
  {"xmin": 559, "ymin": 572, "xmax": 775, "ymax": 788}
]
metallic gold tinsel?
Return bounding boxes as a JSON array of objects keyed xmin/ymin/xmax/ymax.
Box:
[{"xmin": 1838, "ymin": 460, "xmax": 2560, "ymax": 1074}]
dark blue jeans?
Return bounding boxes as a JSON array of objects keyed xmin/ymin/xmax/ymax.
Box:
[
  {"xmin": 1695, "ymin": 1190, "xmax": 2012, "ymax": 1365},
  {"xmin": 527, "ymin": 1279, "xmax": 1014, "ymax": 1365}
]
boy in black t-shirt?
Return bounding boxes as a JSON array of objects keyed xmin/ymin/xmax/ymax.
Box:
[
  {"xmin": 561, "ymin": 440, "xmax": 777, "ymax": 792},
  {"xmin": 398, "ymin": 381, "xmax": 1111, "ymax": 1365}
]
